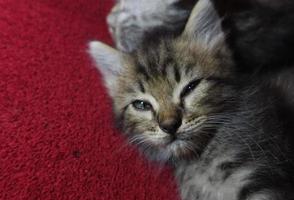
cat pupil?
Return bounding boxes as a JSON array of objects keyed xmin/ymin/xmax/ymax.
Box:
[{"xmin": 132, "ymin": 100, "xmax": 152, "ymax": 111}]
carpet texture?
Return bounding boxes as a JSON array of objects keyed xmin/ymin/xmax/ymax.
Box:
[{"xmin": 0, "ymin": 0, "xmax": 178, "ymax": 199}]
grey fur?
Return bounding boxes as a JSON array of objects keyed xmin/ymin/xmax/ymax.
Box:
[{"xmin": 107, "ymin": 0, "xmax": 194, "ymax": 52}]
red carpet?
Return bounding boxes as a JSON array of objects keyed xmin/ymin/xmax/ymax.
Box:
[{"xmin": 0, "ymin": 0, "xmax": 178, "ymax": 199}]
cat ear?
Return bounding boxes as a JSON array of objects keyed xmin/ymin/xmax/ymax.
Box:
[
  {"xmin": 183, "ymin": 0, "xmax": 225, "ymax": 50},
  {"xmin": 88, "ymin": 41, "xmax": 122, "ymax": 97}
]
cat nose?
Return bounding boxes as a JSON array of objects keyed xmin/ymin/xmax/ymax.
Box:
[{"xmin": 159, "ymin": 118, "xmax": 182, "ymax": 135}]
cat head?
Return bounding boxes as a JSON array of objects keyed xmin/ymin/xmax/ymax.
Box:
[{"xmin": 89, "ymin": 0, "xmax": 236, "ymax": 162}]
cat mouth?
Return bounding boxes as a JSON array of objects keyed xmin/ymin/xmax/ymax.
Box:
[
  {"xmin": 129, "ymin": 121, "xmax": 218, "ymax": 161},
  {"xmin": 162, "ymin": 127, "xmax": 217, "ymax": 160}
]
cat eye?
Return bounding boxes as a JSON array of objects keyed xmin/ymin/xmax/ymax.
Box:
[
  {"xmin": 132, "ymin": 100, "xmax": 153, "ymax": 111},
  {"xmin": 180, "ymin": 79, "xmax": 201, "ymax": 98}
]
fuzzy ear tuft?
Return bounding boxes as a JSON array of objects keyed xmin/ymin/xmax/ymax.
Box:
[
  {"xmin": 88, "ymin": 41, "xmax": 122, "ymax": 97},
  {"xmin": 183, "ymin": 0, "xmax": 225, "ymax": 49}
]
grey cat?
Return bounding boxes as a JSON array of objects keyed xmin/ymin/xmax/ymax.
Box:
[
  {"xmin": 107, "ymin": 0, "xmax": 195, "ymax": 52},
  {"xmin": 90, "ymin": 0, "xmax": 294, "ymax": 199}
]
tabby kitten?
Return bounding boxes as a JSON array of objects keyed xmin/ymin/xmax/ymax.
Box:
[{"xmin": 90, "ymin": 0, "xmax": 294, "ymax": 199}]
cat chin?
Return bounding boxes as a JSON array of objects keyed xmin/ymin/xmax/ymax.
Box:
[
  {"xmin": 137, "ymin": 138, "xmax": 204, "ymax": 163},
  {"xmin": 165, "ymin": 140, "xmax": 202, "ymax": 161},
  {"xmin": 128, "ymin": 126, "xmax": 217, "ymax": 163}
]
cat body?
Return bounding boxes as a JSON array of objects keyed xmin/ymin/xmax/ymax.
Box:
[
  {"xmin": 90, "ymin": 0, "xmax": 294, "ymax": 199},
  {"xmin": 176, "ymin": 88, "xmax": 294, "ymax": 199}
]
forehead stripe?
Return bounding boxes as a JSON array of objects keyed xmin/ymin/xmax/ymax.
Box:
[
  {"xmin": 136, "ymin": 63, "xmax": 151, "ymax": 80},
  {"xmin": 174, "ymin": 66, "xmax": 181, "ymax": 82},
  {"xmin": 138, "ymin": 81, "xmax": 145, "ymax": 93}
]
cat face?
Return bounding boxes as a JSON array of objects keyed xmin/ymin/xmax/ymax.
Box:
[{"xmin": 89, "ymin": 0, "xmax": 235, "ymax": 162}]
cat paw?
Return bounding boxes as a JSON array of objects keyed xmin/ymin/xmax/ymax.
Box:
[
  {"xmin": 107, "ymin": 2, "xmax": 144, "ymax": 52},
  {"xmin": 106, "ymin": 0, "xmax": 194, "ymax": 53}
]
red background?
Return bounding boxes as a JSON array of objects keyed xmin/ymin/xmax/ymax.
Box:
[{"xmin": 0, "ymin": 0, "xmax": 178, "ymax": 199}]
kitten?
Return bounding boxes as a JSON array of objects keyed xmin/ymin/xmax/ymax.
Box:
[
  {"xmin": 107, "ymin": 0, "xmax": 195, "ymax": 52},
  {"xmin": 89, "ymin": 0, "xmax": 294, "ymax": 199}
]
